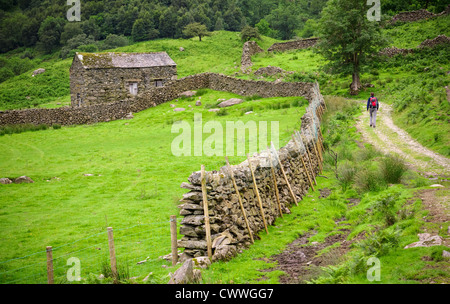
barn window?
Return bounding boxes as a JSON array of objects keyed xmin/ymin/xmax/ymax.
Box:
[
  {"xmin": 155, "ymin": 79, "xmax": 164, "ymax": 87},
  {"xmin": 129, "ymin": 82, "xmax": 138, "ymax": 95}
]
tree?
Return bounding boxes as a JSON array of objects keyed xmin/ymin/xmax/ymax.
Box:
[
  {"xmin": 132, "ymin": 18, "xmax": 159, "ymax": 42},
  {"xmin": 255, "ymin": 19, "xmax": 271, "ymax": 37},
  {"xmin": 240, "ymin": 25, "xmax": 261, "ymax": 42},
  {"xmin": 37, "ymin": 16, "xmax": 65, "ymax": 53},
  {"xmin": 183, "ymin": 22, "xmax": 210, "ymax": 41},
  {"xmin": 317, "ymin": 0, "xmax": 387, "ymax": 94},
  {"xmin": 266, "ymin": 5, "xmax": 300, "ymax": 40},
  {"xmin": 60, "ymin": 22, "xmax": 84, "ymax": 46}
]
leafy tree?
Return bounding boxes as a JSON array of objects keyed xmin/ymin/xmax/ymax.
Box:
[
  {"xmin": 159, "ymin": 7, "xmax": 178, "ymax": 38},
  {"xmin": 183, "ymin": 22, "xmax": 210, "ymax": 41},
  {"xmin": 60, "ymin": 34, "xmax": 96, "ymax": 59},
  {"xmin": 317, "ymin": 0, "xmax": 387, "ymax": 94},
  {"xmin": 100, "ymin": 34, "xmax": 129, "ymax": 51},
  {"xmin": 37, "ymin": 16, "xmax": 65, "ymax": 53},
  {"xmin": 255, "ymin": 19, "xmax": 272, "ymax": 37},
  {"xmin": 266, "ymin": 4, "xmax": 300, "ymax": 40},
  {"xmin": 240, "ymin": 25, "xmax": 261, "ymax": 41},
  {"xmin": 132, "ymin": 18, "xmax": 159, "ymax": 42},
  {"xmin": 60, "ymin": 22, "xmax": 84, "ymax": 46},
  {"xmin": 214, "ymin": 16, "xmax": 225, "ymax": 31}
]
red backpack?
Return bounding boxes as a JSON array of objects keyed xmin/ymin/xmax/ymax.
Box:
[{"xmin": 370, "ymin": 97, "xmax": 377, "ymax": 107}]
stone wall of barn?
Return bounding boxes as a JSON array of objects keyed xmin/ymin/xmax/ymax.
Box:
[{"xmin": 0, "ymin": 73, "xmax": 315, "ymax": 127}]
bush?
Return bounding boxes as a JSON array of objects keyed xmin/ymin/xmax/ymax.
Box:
[
  {"xmin": 216, "ymin": 109, "xmax": 229, "ymax": 116},
  {"xmin": 380, "ymin": 155, "xmax": 407, "ymax": 184},
  {"xmin": 337, "ymin": 162, "xmax": 357, "ymax": 191},
  {"xmin": 354, "ymin": 168, "xmax": 384, "ymax": 193},
  {"xmin": 373, "ymin": 193, "xmax": 399, "ymax": 226}
]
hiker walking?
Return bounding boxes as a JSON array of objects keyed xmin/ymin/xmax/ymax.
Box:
[{"xmin": 367, "ymin": 92, "xmax": 379, "ymax": 128}]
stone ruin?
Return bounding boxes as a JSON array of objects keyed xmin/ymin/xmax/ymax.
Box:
[
  {"xmin": 389, "ymin": 5, "xmax": 450, "ymax": 24},
  {"xmin": 177, "ymin": 82, "xmax": 326, "ymax": 262},
  {"xmin": 379, "ymin": 35, "xmax": 450, "ymax": 57},
  {"xmin": 240, "ymin": 41, "xmax": 264, "ymax": 74}
]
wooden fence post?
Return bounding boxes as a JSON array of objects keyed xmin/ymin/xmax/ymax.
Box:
[
  {"xmin": 268, "ymin": 149, "xmax": 283, "ymax": 218},
  {"xmin": 107, "ymin": 227, "xmax": 118, "ymax": 282},
  {"xmin": 225, "ymin": 157, "xmax": 254, "ymax": 243},
  {"xmin": 292, "ymin": 134, "xmax": 315, "ymax": 192},
  {"xmin": 201, "ymin": 165, "xmax": 213, "ymax": 259},
  {"xmin": 46, "ymin": 246, "xmax": 54, "ymax": 284},
  {"xmin": 270, "ymin": 144, "xmax": 298, "ymax": 206},
  {"xmin": 247, "ymin": 154, "xmax": 269, "ymax": 234},
  {"xmin": 170, "ymin": 215, "xmax": 178, "ymax": 266},
  {"xmin": 297, "ymin": 131, "xmax": 317, "ymax": 186}
]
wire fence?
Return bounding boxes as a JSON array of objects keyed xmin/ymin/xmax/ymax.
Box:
[{"xmin": 0, "ymin": 217, "xmax": 182, "ymax": 284}]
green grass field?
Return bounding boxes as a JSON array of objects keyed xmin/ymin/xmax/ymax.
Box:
[{"xmin": 0, "ymin": 90, "xmax": 308, "ymax": 283}]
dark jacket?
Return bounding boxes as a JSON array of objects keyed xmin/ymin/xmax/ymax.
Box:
[{"xmin": 367, "ymin": 96, "xmax": 379, "ymax": 111}]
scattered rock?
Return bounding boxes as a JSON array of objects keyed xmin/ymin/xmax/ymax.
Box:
[
  {"xmin": 125, "ymin": 112, "xmax": 134, "ymax": 119},
  {"xmin": 143, "ymin": 272, "xmax": 153, "ymax": 282},
  {"xmin": 0, "ymin": 178, "xmax": 12, "ymax": 185},
  {"xmin": 192, "ymin": 256, "xmax": 211, "ymax": 269},
  {"xmin": 244, "ymin": 111, "xmax": 253, "ymax": 115},
  {"xmin": 170, "ymin": 104, "xmax": 176, "ymax": 108},
  {"xmin": 443, "ymin": 250, "xmax": 450, "ymax": 258},
  {"xmin": 14, "ymin": 176, "xmax": 34, "ymax": 184},
  {"xmin": 430, "ymin": 184, "xmax": 444, "ymax": 188},
  {"xmin": 179, "ymin": 47, "xmax": 185, "ymax": 52},
  {"xmin": 404, "ymin": 233, "xmax": 443, "ymax": 249},
  {"xmin": 218, "ymin": 98, "xmax": 244, "ymax": 108},
  {"xmin": 254, "ymin": 66, "xmax": 293, "ymax": 77},
  {"xmin": 212, "ymin": 245, "xmax": 237, "ymax": 262},
  {"xmin": 173, "ymin": 108, "xmax": 186, "ymax": 112},
  {"xmin": 83, "ymin": 174, "xmax": 94, "ymax": 177},
  {"xmin": 32, "ymin": 68, "xmax": 45, "ymax": 77},
  {"xmin": 208, "ymin": 109, "xmax": 220, "ymax": 112},
  {"xmin": 98, "ymin": 274, "xmax": 105, "ymax": 280},
  {"xmin": 168, "ymin": 259, "xmax": 200, "ymax": 284},
  {"xmin": 179, "ymin": 91, "xmax": 196, "ymax": 98},
  {"xmin": 195, "ymin": 100, "xmax": 202, "ymax": 106}
]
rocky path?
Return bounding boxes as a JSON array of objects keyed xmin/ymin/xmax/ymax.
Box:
[{"xmin": 356, "ymin": 103, "xmax": 450, "ymax": 177}]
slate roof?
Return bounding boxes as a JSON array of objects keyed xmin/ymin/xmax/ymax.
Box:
[{"xmin": 75, "ymin": 52, "xmax": 176, "ymax": 69}]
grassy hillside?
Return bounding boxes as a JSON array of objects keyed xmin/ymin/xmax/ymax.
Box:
[{"xmin": 0, "ymin": 31, "xmax": 280, "ymax": 110}]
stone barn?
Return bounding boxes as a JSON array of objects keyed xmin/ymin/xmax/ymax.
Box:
[{"xmin": 70, "ymin": 52, "xmax": 177, "ymax": 107}]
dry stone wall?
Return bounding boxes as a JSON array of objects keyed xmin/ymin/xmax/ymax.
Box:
[
  {"xmin": 267, "ymin": 38, "xmax": 319, "ymax": 53},
  {"xmin": 379, "ymin": 35, "xmax": 450, "ymax": 57},
  {"xmin": 390, "ymin": 6, "xmax": 449, "ymax": 24},
  {"xmin": 240, "ymin": 41, "xmax": 264, "ymax": 73},
  {"xmin": 0, "ymin": 73, "xmax": 314, "ymax": 126},
  {"xmin": 177, "ymin": 82, "xmax": 325, "ymax": 261}
]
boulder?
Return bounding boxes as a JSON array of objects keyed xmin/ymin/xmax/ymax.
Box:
[
  {"xmin": 32, "ymin": 68, "xmax": 45, "ymax": 77},
  {"xmin": 195, "ymin": 100, "xmax": 202, "ymax": 106},
  {"xmin": 168, "ymin": 259, "xmax": 199, "ymax": 284},
  {"xmin": 14, "ymin": 176, "xmax": 34, "ymax": 184},
  {"xmin": 0, "ymin": 178, "xmax": 12, "ymax": 185},
  {"xmin": 125, "ymin": 112, "xmax": 134, "ymax": 119},
  {"xmin": 179, "ymin": 91, "xmax": 196, "ymax": 98},
  {"xmin": 212, "ymin": 245, "xmax": 237, "ymax": 262},
  {"xmin": 218, "ymin": 98, "xmax": 244, "ymax": 108},
  {"xmin": 179, "ymin": 47, "xmax": 185, "ymax": 52},
  {"xmin": 192, "ymin": 256, "xmax": 211, "ymax": 269},
  {"xmin": 404, "ymin": 233, "xmax": 443, "ymax": 249}
]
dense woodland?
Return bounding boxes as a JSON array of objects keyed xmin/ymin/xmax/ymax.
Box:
[{"xmin": 0, "ymin": 0, "xmax": 448, "ymax": 54}]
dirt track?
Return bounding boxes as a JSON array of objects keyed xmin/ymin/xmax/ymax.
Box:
[{"xmin": 356, "ymin": 103, "xmax": 450, "ymax": 177}]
